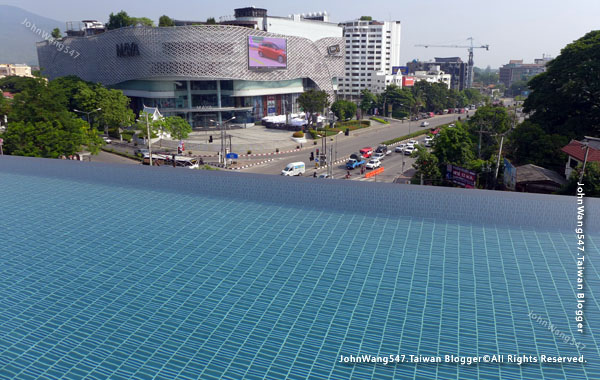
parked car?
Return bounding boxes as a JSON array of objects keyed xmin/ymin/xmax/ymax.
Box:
[
  {"xmin": 134, "ymin": 148, "xmax": 149, "ymax": 156},
  {"xmin": 395, "ymin": 143, "xmax": 406, "ymax": 153},
  {"xmin": 448, "ymin": 123, "xmax": 456, "ymax": 128},
  {"xmin": 281, "ymin": 162, "xmax": 305, "ymax": 176},
  {"xmin": 102, "ymin": 136, "xmax": 112, "ymax": 144},
  {"xmin": 408, "ymin": 139, "xmax": 419, "ymax": 146},
  {"xmin": 359, "ymin": 147, "xmax": 373, "ymax": 158},
  {"xmin": 404, "ymin": 145, "xmax": 415, "ymax": 155},
  {"xmin": 365, "ymin": 159, "xmax": 381, "ymax": 169},
  {"xmin": 372, "ymin": 152, "xmax": 385, "ymax": 161},
  {"xmin": 258, "ymin": 41, "xmax": 287, "ymax": 63},
  {"xmin": 421, "ymin": 121, "xmax": 430, "ymax": 127}
]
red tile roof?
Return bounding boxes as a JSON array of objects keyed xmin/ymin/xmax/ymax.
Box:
[
  {"xmin": 2, "ymin": 91, "xmax": 14, "ymax": 99},
  {"xmin": 561, "ymin": 140, "xmax": 600, "ymax": 162}
]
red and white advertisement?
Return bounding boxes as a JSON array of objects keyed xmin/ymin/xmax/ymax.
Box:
[{"xmin": 402, "ymin": 76, "xmax": 415, "ymax": 87}]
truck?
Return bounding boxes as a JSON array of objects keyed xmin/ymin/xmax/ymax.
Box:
[{"xmin": 346, "ymin": 158, "xmax": 365, "ymax": 170}]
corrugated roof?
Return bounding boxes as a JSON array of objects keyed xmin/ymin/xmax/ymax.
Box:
[
  {"xmin": 561, "ymin": 139, "xmax": 600, "ymax": 162},
  {"xmin": 516, "ymin": 164, "xmax": 567, "ymax": 185}
]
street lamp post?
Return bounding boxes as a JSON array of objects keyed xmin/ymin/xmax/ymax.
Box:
[
  {"xmin": 74, "ymin": 108, "xmax": 101, "ymax": 129},
  {"xmin": 210, "ymin": 116, "xmax": 235, "ymax": 167}
]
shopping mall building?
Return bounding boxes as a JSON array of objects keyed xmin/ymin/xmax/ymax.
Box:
[{"xmin": 36, "ymin": 8, "xmax": 344, "ymax": 127}]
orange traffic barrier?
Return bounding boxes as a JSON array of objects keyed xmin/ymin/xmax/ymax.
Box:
[{"xmin": 365, "ymin": 166, "xmax": 384, "ymax": 178}]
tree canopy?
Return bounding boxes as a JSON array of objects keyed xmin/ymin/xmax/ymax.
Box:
[
  {"xmin": 524, "ymin": 30, "xmax": 600, "ymax": 138},
  {"xmin": 107, "ymin": 11, "xmax": 154, "ymax": 30},
  {"xmin": 432, "ymin": 124, "xmax": 475, "ymax": 168},
  {"xmin": 331, "ymin": 100, "xmax": 357, "ymax": 121},
  {"xmin": 559, "ymin": 162, "xmax": 600, "ymax": 197},
  {"xmin": 297, "ymin": 90, "xmax": 330, "ymax": 123},
  {"xmin": 411, "ymin": 145, "xmax": 441, "ymax": 184},
  {"xmin": 158, "ymin": 15, "xmax": 174, "ymax": 27},
  {"xmin": 165, "ymin": 116, "xmax": 192, "ymax": 141},
  {"xmin": 2, "ymin": 78, "xmax": 102, "ymax": 157}
]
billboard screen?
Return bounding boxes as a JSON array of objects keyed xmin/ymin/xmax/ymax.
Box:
[
  {"xmin": 248, "ymin": 36, "xmax": 287, "ymax": 69},
  {"xmin": 402, "ymin": 76, "xmax": 415, "ymax": 87},
  {"xmin": 392, "ymin": 66, "xmax": 408, "ymax": 75},
  {"xmin": 446, "ymin": 164, "xmax": 477, "ymax": 188}
]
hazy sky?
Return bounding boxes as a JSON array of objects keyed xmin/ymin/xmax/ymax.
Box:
[{"xmin": 4, "ymin": 0, "xmax": 599, "ymax": 68}]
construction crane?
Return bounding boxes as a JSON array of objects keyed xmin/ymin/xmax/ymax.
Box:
[{"xmin": 415, "ymin": 37, "xmax": 489, "ymax": 89}]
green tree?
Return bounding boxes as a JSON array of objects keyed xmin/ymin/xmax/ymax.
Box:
[
  {"xmin": 505, "ymin": 120, "xmax": 568, "ymax": 170},
  {"xmin": 206, "ymin": 17, "xmax": 217, "ymax": 25},
  {"xmin": 107, "ymin": 11, "xmax": 132, "ymax": 30},
  {"xmin": 473, "ymin": 66, "xmax": 499, "ymax": 86},
  {"xmin": 411, "ymin": 145, "xmax": 441, "ymax": 184},
  {"xmin": 164, "ymin": 116, "xmax": 192, "ymax": 140},
  {"xmin": 2, "ymin": 77, "xmax": 103, "ymax": 157},
  {"xmin": 51, "ymin": 28, "xmax": 61, "ymax": 39},
  {"xmin": 131, "ymin": 17, "xmax": 154, "ymax": 27},
  {"xmin": 509, "ymin": 79, "xmax": 529, "ymax": 97},
  {"xmin": 0, "ymin": 95, "xmax": 10, "ymax": 118},
  {"xmin": 3, "ymin": 119, "xmax": 94, "ymax": 158},
  {"xmin": 159, "ymin": 15, "xmax": 174, "ymax": 27},
  {"xmin": 331, "ymin": 100, "xmax": 357, "ymax": 121},
  {"xmin": 0, "ymin": 76, "xmax": 42, "ymax": 94},
  {"xmin": 559, "ymin": 162, "xmax": 600, "ymax": 197},
  {"xmin": 297, "ymin": 90, "xmax": 330, "ymax": 126},
  {"xmin": 359, "ymin": 89, "xmax": 376, "ymax": 115},
  {"xmin": 381, "ymin": 84, "xmax": 414, "ymax": 118},
  {"xmin": 524, "ymin": 30, "xmax": 600, "ymax": 138},
  {"xmin": 432, "ymin": 124, "xmax": 475, "ymax": 168},
  {"xmin": 468, "ymin": 105, "xmax": 512, "ymax": 159},
  {"xmin": 462, "ymin": 88, "xmax": 483, "ymax": 105},
  {"xmin": 360, "ymin": 16, "xmax": 372, "ymax": 21},
  {"xmin": 135, "ymin": 111, "xmax": 162, "ymax": 141}
]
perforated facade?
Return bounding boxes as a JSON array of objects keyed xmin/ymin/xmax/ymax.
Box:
[{"xmin": 37, "ymin": 25, "xmax": 343, "ymax": 125}]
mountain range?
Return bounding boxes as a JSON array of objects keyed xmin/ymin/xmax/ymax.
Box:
[{"xmin": 0, "ymin": 5, "xmax": 63, "ymax": 66}]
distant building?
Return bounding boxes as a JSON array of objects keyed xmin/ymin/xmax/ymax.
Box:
[
  {"xmin": 368, "ymin": 72, "xmax": 403, "ymax": 93},
  {"xmin": 215, "ymin": 7, "xmax": 343, "ymax": 41},
  {"xmin": 561, "ymin": 137, "xmax": 600, "ymax": 178},
  {"xmin": 407, "ymin": 57, "xmax": 467, "ymax": 90},
  {"xmin": 498, "ymin": 56, "xmax": 551, "ymax": 88},
  {"xmin": 515, "ymin": 164, "xmax": 567, "ymax": 194},
  {"xmin": 65, "ymin": 20, "xmax": 106, "ymax": 37},
  {"xmin": 0, "ymin": 63, "xmax": 33, "ymax": 79},
  {"xmin": 37, "ymin": 11, "xmax": 343, "ymax": 128},
  {"xmin": 412, "ymin": 65, "xmax": 451, "ymax": 89},
  {"xmin": 338, "ymin": 18, "xmax": 402, "ymax": 100}
]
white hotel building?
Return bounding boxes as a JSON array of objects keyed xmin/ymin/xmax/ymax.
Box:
[{"xmin": 338, "ymin": 19, "xmax": 402, "ymax": 100}]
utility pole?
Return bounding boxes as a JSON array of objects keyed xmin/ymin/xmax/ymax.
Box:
[
  {"xmin": 579, "ymin": 140, "xmax": 590, "ymax": 184},
  {"xmin": 494, "ymin": 135, "xmax": 504, "ymax": 182},
  {"xmin": 146, "ymin": 113, "xmax": 152, "ymax": 166}
]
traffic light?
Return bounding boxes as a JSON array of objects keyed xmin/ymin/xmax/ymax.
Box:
[
  {"xmin": 310, "ymin": 152, "xmax": 314, "ymax": 161},
  {"xmin": 345, "ymin": 128, "xmax": 350, "ymax": 136}
]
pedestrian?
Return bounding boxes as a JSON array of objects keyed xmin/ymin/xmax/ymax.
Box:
[{"xmin": 313, "ymin": 172, "xmax": 317, "ymax": 178}]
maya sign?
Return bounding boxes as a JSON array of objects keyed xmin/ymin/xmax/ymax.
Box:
[{"xmin": 116, "ymin": 43, "xmax": 140, "ymax": 57}]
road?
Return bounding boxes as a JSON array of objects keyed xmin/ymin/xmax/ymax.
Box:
[{"xmin": 244, "ymin": 111, "xmax": 473, "ymax": 181}]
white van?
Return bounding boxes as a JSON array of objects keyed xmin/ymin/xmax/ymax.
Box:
[{"xmin": 281, "ymin": 162, "xmax": 306, "ymax": 176}]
